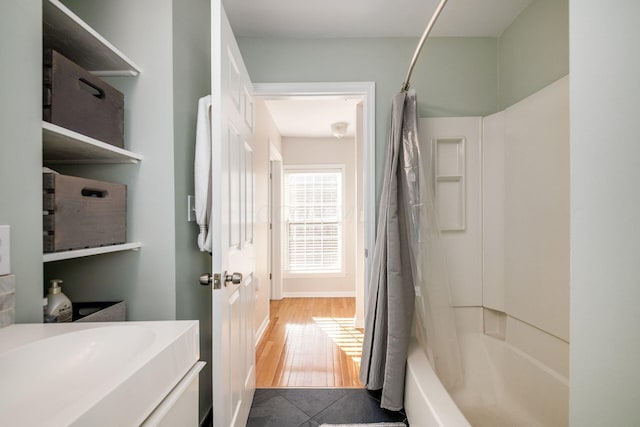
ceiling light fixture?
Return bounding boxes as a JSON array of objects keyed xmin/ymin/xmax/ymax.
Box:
[{"xmin": 331, "ymin": 122, "xmax": 349, "ymax": 139}]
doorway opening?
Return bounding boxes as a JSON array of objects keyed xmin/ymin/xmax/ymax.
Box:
[{"xmin": 253, "ymin": 82, "xmax": 375, "ymax": 387}]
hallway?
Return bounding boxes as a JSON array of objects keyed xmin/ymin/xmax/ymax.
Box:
[{"xmin": 256, "ymin": 298, "xmax": 363, "ymax": 388}]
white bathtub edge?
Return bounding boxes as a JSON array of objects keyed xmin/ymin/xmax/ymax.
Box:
[{"xmin": 405, "ymin": 339, "xmax": 471, "ymax": 427}]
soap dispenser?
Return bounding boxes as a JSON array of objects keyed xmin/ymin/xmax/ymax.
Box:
[{"xmin": 45, "ymin": 279, "xmax": 72, "ymax": 322}]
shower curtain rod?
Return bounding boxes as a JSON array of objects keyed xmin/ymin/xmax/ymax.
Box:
[{"xmin": 401, "ymin": 0, "xmax": 449, "ymax": 92}]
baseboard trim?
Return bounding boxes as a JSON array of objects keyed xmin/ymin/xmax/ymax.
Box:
[
  {"xmin": 282, "ymin": 291, "xmax": 356, "ymax": 298},
  {"xmin": 255, "ymin": 316, "xmax": 270, "ymax": 347}
]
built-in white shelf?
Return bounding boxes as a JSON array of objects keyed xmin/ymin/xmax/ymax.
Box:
[
  {"xmin": 43, "ymin": 242, "xmax": 142, "ymax": 263},
  {"xmin": 43, "ymin": 0, "xmax": 141, "ymax": 76},
  {"xmin": 43, "ymin": 122, "xmax": 142, "ymax": 164}
]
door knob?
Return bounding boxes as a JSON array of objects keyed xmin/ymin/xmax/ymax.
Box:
[
  {"xmin": 225, "ymin": 272, "xmax": 242, "ymax": 285},
  {"xmin": 199, "ymin": 273, "xmax": 212, "ymax": 286},
  {"xmin": 200, "ymin": 273, "xmax": 223, "ymax": 289}
]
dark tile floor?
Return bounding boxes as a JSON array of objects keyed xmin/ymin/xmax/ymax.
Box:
[{"xmin": 247, "ymin": 388, "xmax": 408, "ymax": 427}]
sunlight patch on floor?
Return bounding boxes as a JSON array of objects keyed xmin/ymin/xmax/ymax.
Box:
[{"xmin": 312, "ymin": 316, "xmax": 364, "ymax": 363}]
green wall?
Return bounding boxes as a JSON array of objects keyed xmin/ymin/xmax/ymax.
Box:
[
  {"xmin": 49, "ymin": 0, "xmax": 178, "ymax": 322},
  {"xmin": 237, "ymin": 0, "xmax": 568, "ymax": 199},
  {"xmin": 570, "ymin": 1, "xmax": 640, "ymax": 425},
  {"xmin": 0, "ymin": 0, "xmax": 43, "ymax": 323},
  {"xmin": 53, "ymin": 0, "xmax": 214, "ymax": 421},
  {"xmin": 238, "ymin": 37, "xmax": 498, "ymax": 197},
  {"xmin": 172, "ymin": 0, "xmax": 213, "ymax": 421},
  {"xmin": 498, "ymin": 0, "xmax": 569, "ymax": 108}
]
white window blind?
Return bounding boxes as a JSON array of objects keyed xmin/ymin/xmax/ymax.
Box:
[{"xmin": 285, "ymin": 168, "xmax": 343, "ymax": 274}]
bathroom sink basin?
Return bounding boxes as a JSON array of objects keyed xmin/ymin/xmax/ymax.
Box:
[{"xmin": 0, "ymin": 321, "xmax": 199, "ymax": 426}]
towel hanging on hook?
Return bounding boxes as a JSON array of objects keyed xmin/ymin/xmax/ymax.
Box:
[{"xmin": 195, "ymin": 95, "xmax": 213, "ymax": 252}]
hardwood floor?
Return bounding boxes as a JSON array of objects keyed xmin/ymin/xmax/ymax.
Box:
[{"xmin": 256, "ymin": 298, "xmax": 364, "ymax": 388}]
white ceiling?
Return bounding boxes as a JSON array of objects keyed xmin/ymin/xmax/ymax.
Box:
[
  {"xmin": 265, "ymin": 98, "xmax": 361, "ymax": 138},
  {"xmin": 223, "ymin": 0, "xmax": 533, "ymax": 38}
]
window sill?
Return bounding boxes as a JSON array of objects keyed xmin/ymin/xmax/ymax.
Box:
[{"xmin": 284, "ymin": 272, "xmax": 347, "ymax": 279}]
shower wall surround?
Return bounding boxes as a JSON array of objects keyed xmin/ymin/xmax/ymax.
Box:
[
  {"xmin": 484, "ymin": 76, "xmax": 570, "ymax": 376},
  {"xmin": 494, "ymin": 76, "xmax": 570, "ymax": 342},
  {"xmin": 416, "ymin": 75, "xmax": 570, "ymax": 380},
  {"xmin": 418, "ymin": 117, "xmax": 483, "ymax": 308}
]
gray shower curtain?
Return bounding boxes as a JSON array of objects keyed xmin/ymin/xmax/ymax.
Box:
[
  {"xmin": 359, "ymin": 91, "xmax": 417, "ymax": 411},
  {"xmin": 360, "ymin": 90, "xmax": 464, "ymax": 410}
]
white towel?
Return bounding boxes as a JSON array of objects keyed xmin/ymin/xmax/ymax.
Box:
[{"xmin": 195, "ymin": 95, "xmax": 213, "ymax": 252}]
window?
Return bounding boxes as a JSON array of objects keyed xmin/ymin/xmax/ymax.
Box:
[{"xmin": 284, "ymin": 166, "xmax": 344, "ymax": 274}]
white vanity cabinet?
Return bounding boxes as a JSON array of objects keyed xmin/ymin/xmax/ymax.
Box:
[
  {"xmin": 0, "ymin": 321, "xmax": 203, "ymax": 427},
  {"xmin": 142, "ymin": 361, "xmax": 206, "ymax": 426}
]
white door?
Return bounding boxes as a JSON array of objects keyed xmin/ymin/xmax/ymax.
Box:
[{"xmin": 210, "ymin": 2, "xmax": 256, "ymax": 425}]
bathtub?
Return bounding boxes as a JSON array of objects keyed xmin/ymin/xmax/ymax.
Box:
[{"xmin": 404, "ymin": 332, "xmax": 569, "ymax": 426}]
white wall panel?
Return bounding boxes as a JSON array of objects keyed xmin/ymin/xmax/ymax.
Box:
[
  {"xmin": 503, "ymin": 76, "xmax": 569, "ymax": 341},
  {"xmin": 482, "ymin": 112, "xmax": 506, "ymax": 312},
  {"xmin": 418, "ymin": 117, "xmax": 483, "ymax": 307},
  {"xmin": 506, "ymin": 315, "xmax": 569, "ymax": 378}
]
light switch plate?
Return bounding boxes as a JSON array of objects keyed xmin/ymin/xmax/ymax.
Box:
[{"xmin": 0, "ymin": 225, "xmax": 10, "ymax": 275}]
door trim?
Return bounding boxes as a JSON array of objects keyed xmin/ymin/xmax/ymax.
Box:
[
  {"xmin": 268, "ymin": 144, "xmax": 284, "ymax": 303},
  {"xmin": 253, "ymin": 81, "xmax": 375, "ymax": 328}
]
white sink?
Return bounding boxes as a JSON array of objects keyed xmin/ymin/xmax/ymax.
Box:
[{"xmin": 0, "ymin": 321, "xmax": 199, "ymax": 426}]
